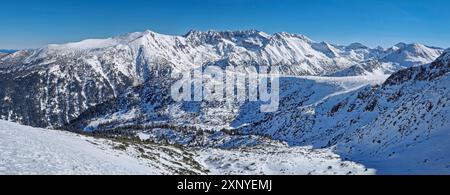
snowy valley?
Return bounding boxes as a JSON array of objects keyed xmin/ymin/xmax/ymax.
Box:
[
  {"xmin": 0, "ymin": 120, "xmax": 373, "ymax": 175},
  {"xmin": 0, "ymin": 30, "xmax": 449, "ymax": 175}
]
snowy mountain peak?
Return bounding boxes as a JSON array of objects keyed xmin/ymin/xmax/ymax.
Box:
[
  {"xmin": 183, "ymin": 29, "xmax": 272, "ymax": 47},
  {"xmin": 393, "ymin": 42, "xmax": 408, "ymax": 49},
  {"xmin": 1, "ymin": 29, "xmax": 449, "ymax": 175},
  {"xmin": 47, "ymin": 38, "xmax": 118, "ymax": 51},
  {"xmin": 272, "ymin": 32, "xmax": 313, "ymax": 43},
  {"xmin": 2, "ymin": 29, "xmax": 444, "ymax": 79},
  {"xmin": 185, "ymin": 29, "xmax": 266, "ymax": 37},
  {"xmin": 390, "ymin": 42, "xmax": 440, "ymax": 52},
  {"xmin": 346, "ymin": 42, "xmax": 370, "ymax": 50},
  {"xmin": 311, "ymin": 41, "xmax": 340, "ymax": 58},
  {"xmin": 382, "ymin": 42, "xmax": 443, "ymax": 67},
  {"xmin": 143, "ymin": 29, "xmax": 156, "ymax": 34},
  {"xmin": 42, "ymin": 29, "xmax": 168, "ymax": 52},
  {"xmin": 184, "ymin": 29, "xmax": 270, "ymax": 40}
]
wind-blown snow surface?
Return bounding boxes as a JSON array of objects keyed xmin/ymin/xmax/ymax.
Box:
[{"xmin": 0, "ymin": 120, "xmax": 373, "ymax": 175}]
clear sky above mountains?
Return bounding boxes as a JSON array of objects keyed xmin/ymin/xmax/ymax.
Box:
[{"xmin": 1, "ymin": 0, "xmax": 449, "ymax": 49}]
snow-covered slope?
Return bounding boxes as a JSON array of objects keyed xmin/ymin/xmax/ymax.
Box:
[
  {"xmin": 0, "ymin": 120, "xmax": 372, "ymax": 175},
  {"xmin": 1, "ymin": 30, "xmax": 448, "ymax": 175},
  {"xmin": 196, "ymin": 145, "xmax": 375, "ymax": 175},
  {"xmin": 382, "ymin": 43, "xmax": 443, "ymax": 67},
  {"xmin": 65, "ymin": 73, "xmax": 389, "ymax": 136},
  {"xmin": 0, "ymin": 120, "xmax": 206, "ymax": 175},
  {"xmin": 331, "ymin": 43, "xmax": 443, "ymax": 77},
  {"xmin": 335, "ymin": 50, "xmax": 450, "ymax": 174},
  {"xmin": 239, "ymin": 50, "xmax": 450, "ymax": 174},
  {"xmin": 0, "ymin": 50, "xmax": 17, "ymax": 57},
  {"xmin": 0, "ymin": 30, "xmax": 442, "ymax": 128},
  {"xmin": 58, "ymin": 47, "xmax": 449, "ymax": 175}
]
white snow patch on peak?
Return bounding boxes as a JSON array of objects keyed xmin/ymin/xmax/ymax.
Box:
[
  {"xmin": 47, "ymin": 38, "xmax": 119, "ymax": 50},
  {"xmin": 391, "ymin": 42, "xmax": 442, "ymax": 52},
  {"xmin": 256, "ymin": 31, "xmax": 271, "ymax": 39},
  {"xmin": 312, "ymin": 42, "xmax": 340, "ymax": 58},
  {"xmin": 272, "ymin": 32, "xmax": 313, "ymax": 43},
  {"xmin": 183, "ymin": 29, "xmax": 264, "ymax": 39},
  {"xmin": 382, "ymin": 42, "xmax": 444, "ymax": 67},
  {"xmin": 43, "ymin": 30, "xmax": 167, "ymax": 51}
]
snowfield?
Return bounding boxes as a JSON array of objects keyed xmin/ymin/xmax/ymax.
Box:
[
  {"xmin": 0, "ymin": 120, "xmax": 373, "ymax": 175},
  {"xmin": 0, "ymin": 120, "xmax": 166, "ymax": 175},
  {"xmin": 196, "ymin": 146, "xmax": 375, "ymax": 175}
]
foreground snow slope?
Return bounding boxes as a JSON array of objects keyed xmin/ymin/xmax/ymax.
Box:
[
  {"xmin": 0, "ymin": 120, "xmax": 204, "ymax": 175},
  {"xmin": 0, "ymin": 120, "xmax": 373, "ymax": 175}
]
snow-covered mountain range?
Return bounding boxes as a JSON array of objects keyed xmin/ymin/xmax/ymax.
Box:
[
  {"xmin": 0, "ymin": 30, "xmax": 443, "ymax": 128},
  {"xmin": 0, "ymin": 30, "xmax": 448, "ymax": 174},
  {"xmin": 331, "ymin": 43, "xmax": 443, "ymax": 76}
]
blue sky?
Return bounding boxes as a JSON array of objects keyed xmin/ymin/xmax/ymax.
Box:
[{"xmin": 1, "ymin": 0, "xmax": 449, "ymax": 49}]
